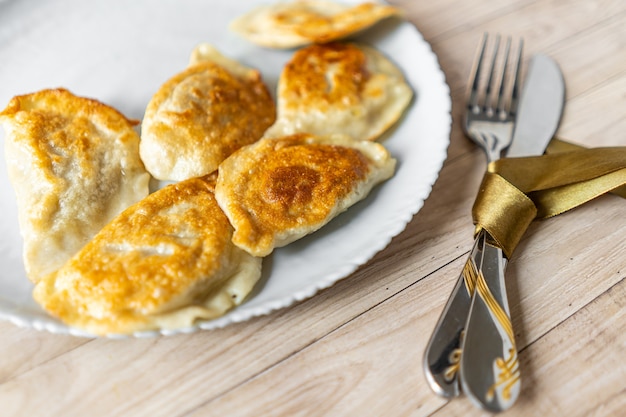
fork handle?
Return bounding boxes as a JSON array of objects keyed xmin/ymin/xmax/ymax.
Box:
[
  {"xmin": 460, "ymin": 232, "xmax": 520, "ymax": 412},
  {"xmin": 423, "ymin": 230, "xmax": 486, "ymax": 397}
]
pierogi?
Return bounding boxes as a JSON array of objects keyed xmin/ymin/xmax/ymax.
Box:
[
  {"xmin": 215, "ymin": 133, "xmax": 396, "ymax": 257},
  {"xmin": 0, "ymin": 88, "xmax": 150, "ymax": 283},
  {"xmin": 230, "ymin": 0, "xmax": 402, "ymax": 49},
  {"xmin": 140, "ymin": 45, "xmax": 275, "ymax": 181},
  {"xmin": 33, "ymin": 175, "xmax": 262, "ymax": 335},
  {"xmin": 263, "ymin": 42, "xmax": 413, "ymax": 141}
]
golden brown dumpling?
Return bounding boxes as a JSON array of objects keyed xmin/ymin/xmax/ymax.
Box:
[
  {"xmin": 230, "ymin": 0, "xmax": 402, "ymax": 49},
  {"xmin": 140, "ymin": 46, "xmax": 276, "ymax": 181},
  {"xmin": 263, "ymin": 42, "xmax": 413, "ymax": 141},
  {"xmin": 215, "ymin": 133, "xmax": 396, "ymax": 257},
  {"xmin": 33, "ymin": 175, "xmax": 262, "ymax": 335},
  {"xmin": 0, "ymin": 88, "xmax": 150, "ymax": 283}
]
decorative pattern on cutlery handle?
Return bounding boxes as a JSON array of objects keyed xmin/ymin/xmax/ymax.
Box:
[
  {"xmin": 460, "ymin": 233, "xmax": 520, "ymax": 413},
  {"xmin": 423, "ymin": 231, "xmax": 486, "ymax": 397}
]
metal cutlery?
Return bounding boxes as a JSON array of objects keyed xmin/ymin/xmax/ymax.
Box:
[
  {"xmin": 460, "ymin": 52, "xmax": 565, "ymax": 412},
  {"xmin": 424, "ymin": 33, "xmax": 523, "ymax": 398},
  {"xmin": 424, "ymin": 33, "xmax": 566, "ymax": 412}
]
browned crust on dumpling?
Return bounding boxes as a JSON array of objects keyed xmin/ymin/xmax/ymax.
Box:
[
  {"xmin": 0, "ymin": 88, "xmax": 141, "ymax": 176},
  {"xmin": 215, "ymin": 133, "xmax": 396, "ymax": 256},
  {"xmin": 230, "ymin": 0, "xmax": 403, "ymax": 49},
  {"xmin": 33, "ymin": 175, "xmax": 262, "ymax": 335},
  {"xmin": 0, "ymin": 88, "xmax": 150, "ymax": 283},
  {"xmin": 280, "ymin": 42, "xmax": 371, "ymax": 112},
  {"xmin": 264, "ymin": 42, "xmax": 413, "ymax": 141},
  {"xmin": 140, "ymin": 61, "xmax": 276, "ymax": 181},
  {"xmin": 288, "ymin": 2, "xmax": 401, "ymax": 43}
]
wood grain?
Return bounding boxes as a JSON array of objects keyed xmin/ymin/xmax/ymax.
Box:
[{"xmin": 1, "ymin": 0, "xmax": 625, "ymax": 416}]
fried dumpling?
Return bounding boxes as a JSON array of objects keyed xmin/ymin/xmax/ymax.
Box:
[
  {"xmin": 0, "ymin": 88, "xmax": 150, "ymax": 283},
  {"xmin": 263, "ymin": 42, "xmax": 413, "ymax": 142},
  {"xmin": 230, "ymin": 0, "xmax": 402, "ymax": 49},
  {"xmin": 33, "ymin": 175, "xmax": 262, "ymax": 335},
  {"xmin": 215, "ymin": 133, "xmax": 396, "ymax": 257},
  {"xmin": 140, "ymin": 45, "xmax": 276, "ymax": 181}
]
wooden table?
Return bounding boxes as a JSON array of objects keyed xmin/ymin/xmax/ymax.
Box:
[{"xmin": 1, "ymin": 0, "xmax": 625, "ymax": 415}]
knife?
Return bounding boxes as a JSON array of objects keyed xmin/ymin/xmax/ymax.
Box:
[
  {"xmin": 423, "ymin": 54, "xmax": 565, "ymax": 399},
  {"xmin": 459, "ymin": 54, "xmax": 565, "ymax": 412},
  {"xmin": 502, "ymin": 54, "xmax": 565, "ymax": 158}
]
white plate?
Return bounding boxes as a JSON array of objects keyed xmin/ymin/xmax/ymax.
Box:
[{"xmin": 0, "ymin": 0, "xmax": 451, "ymax": 337}]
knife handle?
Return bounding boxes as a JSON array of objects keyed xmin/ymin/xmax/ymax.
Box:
[
  {"xmin": 423, "ymin": 230, "xmax": 486, "ymax": 397},
  {"xmin": 460, "ymin": 233, "xmax": 521, "ymax": 412}
]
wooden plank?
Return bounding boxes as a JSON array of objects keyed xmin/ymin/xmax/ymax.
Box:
[
  {"xmin": 428, "ymin": 0, "xmax": 626, "ymax": 97},
  {"xmin": 543, "ymin": 12, "xmax": 626, "ymax": 100},
  {"xmin": 0, "ymin": 322, "xmax": 90, "ymax": 383},
  {"xmin": 584, "ymin": 389, "xmax": 626, "ymax": 417},
  {"xmin": 390, "ymin": 0, "xmax": 537, "ymax": 41},
  {"xmin": 558, "ymin": 72, "xmax": 626, "ymax": 147}
]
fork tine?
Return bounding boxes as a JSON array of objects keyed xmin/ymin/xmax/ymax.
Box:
[
  {"xmin": 463, "ymin": 34, "xmax": 524, "ymax": 160},
  {"xmin": 483, "ymin": 34, "xmax": 501, "ymax": 114},
  {"xmin": 509, "ymin": 38, "xmax": 524, "ymax": 116},
  {"xmin": 467, "ymin": 32, "xmax": 489, "ymax": 113},
  {"xmin": 494, "ymin": 36, "xmax": 512, "ymax": 117}
]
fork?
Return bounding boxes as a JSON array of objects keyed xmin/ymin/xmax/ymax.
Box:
[{"xmin": 423, "ymin": 33, "xmax": 523, "ymax": 400}]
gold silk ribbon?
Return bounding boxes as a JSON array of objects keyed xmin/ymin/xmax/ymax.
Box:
[
  {"xmin": 546, "ymin": 139, "xmax": 626, "ymax": 199},
  {"xmin": 472, "ymin": 140, "xmax": 626, "ymax": 258}
]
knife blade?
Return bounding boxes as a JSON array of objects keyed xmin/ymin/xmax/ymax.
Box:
[
  {"xmin": 505, "ymin": 54, "xmax": 565, "ymax": 158},
  {"xmin": 459, "ymin": 54, "xmax": 565, "ymax": 412},
  {"xmin": 423, "ymin": 54, "xmax": 565, "ymax": 399}
]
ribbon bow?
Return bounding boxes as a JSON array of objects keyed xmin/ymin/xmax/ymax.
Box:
[{"xmin": 472, "ymin": 139, "xmax": 626, "ymax": 258}]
